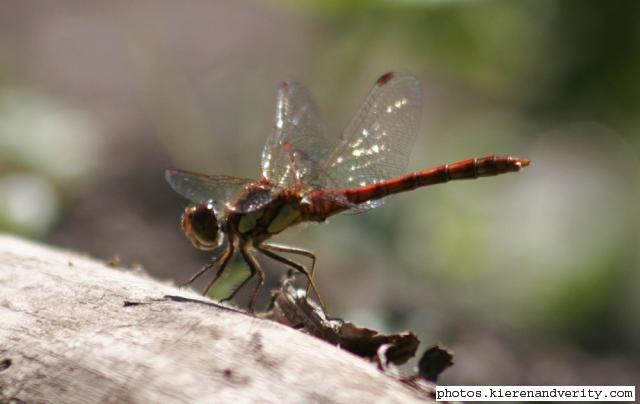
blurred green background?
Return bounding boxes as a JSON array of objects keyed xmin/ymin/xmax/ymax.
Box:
[{"xmin": 1, "ymin": 0, "xmax": 638, "ymax": 386}]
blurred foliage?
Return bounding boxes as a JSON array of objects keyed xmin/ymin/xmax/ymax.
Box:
[
  {"xmin": 286, "ymin": 0, "xmax": 640, "ymax": 136},
  {"xmin": 0, "ymin": 86, "xmax": 102, "ymax": 237}
]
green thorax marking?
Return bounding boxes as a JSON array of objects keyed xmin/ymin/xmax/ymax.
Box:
[
  {"xmin": 238, "ymin": 210, "xmax": 263, "ymax": 234},
  {"xmin": 267, "ymin": 201, "xmax": 301, "ymax": 234}
]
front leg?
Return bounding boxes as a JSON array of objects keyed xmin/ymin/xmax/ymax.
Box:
[
  {"xmin": 180, "ymin": 243, "xmax": 232, "ymax": 288},
  {"xmin": 202, "ymin": 243, "xmax": 235, "ymax": 296}
]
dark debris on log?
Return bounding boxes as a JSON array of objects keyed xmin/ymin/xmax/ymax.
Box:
[{"xmin": 261, "ymin": 275, "xmax": 455, "ymax": 399}]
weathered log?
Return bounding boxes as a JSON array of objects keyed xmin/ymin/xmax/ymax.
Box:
[{"xmin": 0, "ymin": 234, "xmax": 434, "ymax": 403}]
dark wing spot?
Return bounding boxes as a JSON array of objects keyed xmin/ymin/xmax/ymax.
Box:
[{"xmin": 376, "ymin": 72, "xmax": 395, "ymax": 86}]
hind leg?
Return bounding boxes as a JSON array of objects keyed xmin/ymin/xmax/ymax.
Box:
[
  {"xmin": 260, "ymin": 243, "xmax": 317, "ymax": 292},
  {"xmin": 257, "ymin": 244, "xmax": 325, "ymax": 310}
]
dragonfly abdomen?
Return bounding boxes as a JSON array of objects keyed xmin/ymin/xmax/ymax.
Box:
[
  {"xmin": 341, "ymin": 155, "xmax": 530, "ymax": 205},
  {"xmin": 441, "ymin": 155, "xmax": 529, "ymax": 180}
]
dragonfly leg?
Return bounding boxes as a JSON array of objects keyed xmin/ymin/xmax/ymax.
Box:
[
  {"xmin": 260, "ymin": 243, "xmax": 317, "ymax": 293},
  {"xmin": 257, "ymin": 244, "xmax": 325, "ymax": 311},
  {"xmin": 180, "ymin": 244, "xmax": 231, "ymax": 288},
  {"xmin": 202, "ymin": 243, "xmax": 235, "ymax": 297},
  {"xmin": 226, "ymin": 247, "xmax": 263, "ymax": 313},
  {"xmin": 180, "ymin": 262, "xmax": 214, "ymax": 288}
]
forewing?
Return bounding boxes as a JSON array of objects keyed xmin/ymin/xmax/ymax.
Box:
[
  {"xmin": 165, "ymin": 169, "xmax": 275, "ymax": 213},
  {"xmin": 261, "ymin": 81, "xmax": 333, "ymax": 189},
  {"xmin": 231, "ymin": 186, "xmax": 281, "ymax": 214},
  {"xmin": 323, "ymin": 72, "xmax": 422, "ymax": 210}
]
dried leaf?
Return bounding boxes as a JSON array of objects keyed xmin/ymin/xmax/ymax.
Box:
[
  {"xmin": 417, "ymin": 345, "xmax": 454, "ymax": 382},
  {"xmin": 264, "ymin": 277, "xmax": 419, "ymax": 365}
]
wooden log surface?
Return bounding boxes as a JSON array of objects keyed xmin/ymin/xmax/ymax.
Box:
[{"xmin": 0, "ymin": 234, "xmax": 433, "ymax": 403}]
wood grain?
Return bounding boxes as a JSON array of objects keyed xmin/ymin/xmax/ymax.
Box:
[{"xmin": 0, "ymin": 234, "xmax": 431, "ymax": 403}]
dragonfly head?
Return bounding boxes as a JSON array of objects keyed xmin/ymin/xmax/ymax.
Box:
[{"xmin": 181, "ymin": 202, "xmax": 222, "ymax": 250}]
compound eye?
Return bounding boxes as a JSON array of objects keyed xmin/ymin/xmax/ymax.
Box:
[{"xmin": 182, "ymin": 203, "xmax": 221, "ymax": 250}]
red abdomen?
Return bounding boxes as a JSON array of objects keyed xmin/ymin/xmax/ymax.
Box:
[
  {"xmin": 342, "ymin": 155, "xmax": 529, "ymax": 205},
  {"xmin": 303, "ymin": 155, "xmax": 529, "ymax": 217}
]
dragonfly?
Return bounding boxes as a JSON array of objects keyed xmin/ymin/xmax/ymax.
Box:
[{"xmin": 166, "ymin": 72, "xmax": 530, "ymax": 311}]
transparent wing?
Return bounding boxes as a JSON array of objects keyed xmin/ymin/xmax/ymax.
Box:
[
  {"xmin": 231, "ymin": 185, "xmax": 280, "ymax": 214},
  {"xmin": 261, "ymin": 81, "xmax": 334, "ymax": 189},
  {"xmin": 165, "ymin": 169, "xmax": 276, "ymax": 213},
  {"xmin": 323, "ymin": 72, "xmax": 422, "ymax": 210}
]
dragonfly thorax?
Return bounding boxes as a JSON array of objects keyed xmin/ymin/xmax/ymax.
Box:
[{"xmin": 181, "ymin": 202, "xmax": 222, "ymax": 251}]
